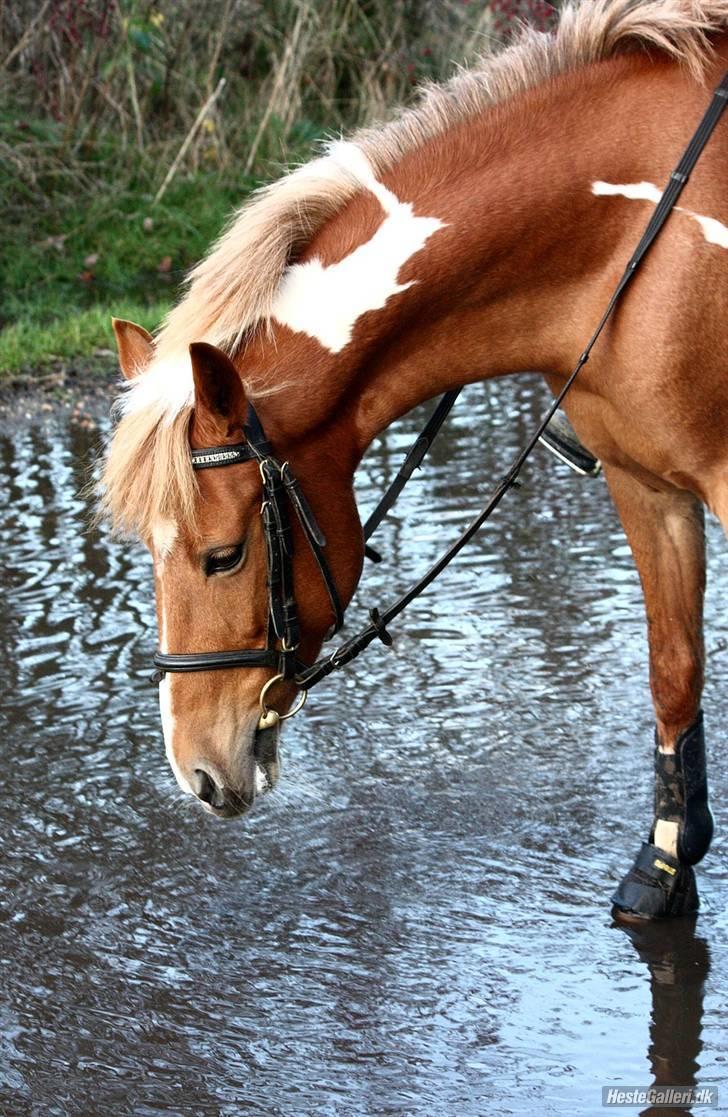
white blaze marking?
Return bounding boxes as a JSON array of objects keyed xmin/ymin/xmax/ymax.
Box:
[
  {"xmin": 273, "ymin": 147, "xmax": 445, "ymax": 352},
  {"xmin": 152, "ymin": 518, "xmax": 178, "ymax": 562},
  {"xmin": 327, "ymin": 139, "xmax": 405, "ymax": 214},
  {"xmin": 592, "ymin": 181, "xmax": 728, "ymax": 248},
  {"xmin": 159, "ymin": 676, "xmax": 192, "ymax": 795},
  {"xmin": 156, "ymin": 552, "xmax": 193, "ymax": 795}
]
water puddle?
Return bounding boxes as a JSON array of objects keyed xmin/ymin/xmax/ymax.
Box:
[{"xmin": 1, "ymin": 380, "xmax": 726, "ymax": 1115}]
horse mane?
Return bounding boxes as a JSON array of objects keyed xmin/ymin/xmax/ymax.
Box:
[{"xmin": 102, "ymin": 0, "xmax": 728, "ymax": 539}]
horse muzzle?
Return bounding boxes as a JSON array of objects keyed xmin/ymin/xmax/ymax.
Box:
[{"xmin": 184, "ymin": 723, "xmax": 281, "ymax": 819}]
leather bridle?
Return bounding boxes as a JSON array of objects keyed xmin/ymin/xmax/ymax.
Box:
[
  {"xmin": 152, "ymin": 403, "xmax": 344, "ymax": 726},
  {"xmin": 151, "ymin": 72, "xmax": 728, "ymax": 729}
]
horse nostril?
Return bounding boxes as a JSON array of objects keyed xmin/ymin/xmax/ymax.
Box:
[{"xmin": 193, "ymin": 767, "xmax": 226, "ymax": 809}]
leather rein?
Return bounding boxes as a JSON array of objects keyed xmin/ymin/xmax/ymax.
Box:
[{"xmin": 152, "ymin": 73, "xmax": 728, "ymax": 730}]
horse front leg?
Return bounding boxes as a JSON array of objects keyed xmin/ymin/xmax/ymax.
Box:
[{"xmin": 603, "ymin": 467, "xmax": 714, "ymax": 921}]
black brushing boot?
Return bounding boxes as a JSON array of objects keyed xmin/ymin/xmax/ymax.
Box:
[
  {"xmin": 612, "ymin": 713, "xmax": 713, "ymax": 921},
  {"xmin": 612, "ymin": 843, "xmax": 699, "ymax": 921},
  {"xmin": 650, "ymin": 712, "xmax": 713, "ymax": 866}
]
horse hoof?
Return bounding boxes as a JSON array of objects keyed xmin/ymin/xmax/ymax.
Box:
[{"xmin": 611, "ymin": 842, "xmax": 699, "ymax": 922}]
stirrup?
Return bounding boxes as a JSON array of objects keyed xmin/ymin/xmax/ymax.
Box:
[{"xmin": 539, "ymin": 411, "xmax": 601, "ymax": 477}]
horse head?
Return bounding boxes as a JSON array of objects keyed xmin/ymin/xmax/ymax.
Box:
[{"xmin": 112, "ymin": 319, "xmax": 364, "ymax": 817}]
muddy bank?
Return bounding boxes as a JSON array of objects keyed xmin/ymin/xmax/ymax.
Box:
[{"xmin": 0, "ymin": 357, "xmax": 118, "ymax": 431}]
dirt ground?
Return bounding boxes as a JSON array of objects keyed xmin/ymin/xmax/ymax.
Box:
[{"xmin": 0, "ymin": 359, "xmax": 118, "ymax": 431}]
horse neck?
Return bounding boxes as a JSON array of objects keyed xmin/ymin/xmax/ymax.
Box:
[{"xmin": 245, "ymin": 55, "xmax": 688, "ymax": 468}]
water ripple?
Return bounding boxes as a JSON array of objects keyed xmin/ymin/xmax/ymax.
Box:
[{"xmin": 1, "ymin": 383, "xmax": 726, "ymax": 1116}]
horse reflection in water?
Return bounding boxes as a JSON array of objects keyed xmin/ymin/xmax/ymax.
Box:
[
  {"xmin": 101, "ymin": 1, "xmax": 728, "ymax": 920},
  {"xmin": 616, "ymin": 920, "xmax": 712, "ymax": 1115}
]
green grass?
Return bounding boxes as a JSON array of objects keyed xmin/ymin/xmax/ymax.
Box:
[
  {"xmin": 0, "ymin": 303, "xmax": 169, "ymax": 375},
  {"xmin": 0, "ymin": 133, "xmax": 265, "ymax": 375},
  {"xmin": 0, "ymin": 100, "xmax": 328, "ymax": 377},
  {"xmin": 0, "ymin": 0, "xmax": 543, "ymax": 378}
]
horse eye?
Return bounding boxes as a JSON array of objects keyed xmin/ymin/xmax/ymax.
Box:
[{"xmin": 205, "ymin": 543, "xmax": 245, "ymax": 577}]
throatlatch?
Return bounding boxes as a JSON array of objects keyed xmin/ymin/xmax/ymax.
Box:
[{"xmin": 612, "ymin": 713, "xmax": 713, "ymax": 920}]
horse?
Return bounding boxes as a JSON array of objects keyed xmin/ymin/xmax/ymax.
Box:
[{"xmin": 102, "ymin": 0, "xmax": 728, "ymax": 922}]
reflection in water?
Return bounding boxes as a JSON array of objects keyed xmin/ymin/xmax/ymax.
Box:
[
  {"xmin": 617, "ymin": 920, "xmax": 711, "ymax": 1117},
  {"xmin": 0, "ymin": 382, "xmax": 726, "ymax": 1116}
]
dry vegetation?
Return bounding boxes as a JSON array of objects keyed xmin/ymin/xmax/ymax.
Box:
[{"xmin": 0, "ymin": 0, "xmax": 555, "ymax": 373}]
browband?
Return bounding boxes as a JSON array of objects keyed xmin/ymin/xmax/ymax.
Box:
[
  {"xmin": 191, "ymin": 442, "xmax": 256, "ymax": 470},
  {"xmin": 153, "ymin": 402, "xmax": 342, "ymax": 683}
]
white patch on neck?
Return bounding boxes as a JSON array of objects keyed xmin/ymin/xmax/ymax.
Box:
[
  {"xmin": 592, "ymin": 181, "xmax": 728, "ymax": 249},
  {"xmin": 327, "ymin": 139, "xmax": 404, "ymax": 215},
  {"xmin": 686, "ymin": 212, "xmax": 728, "ymax": 249},
  {"xmin": 121, "ymin": 142, "xmax": 446, "ymax": 414},
  {"xmin": 273, "ymin": 145, "xmax": 445, "ymax": 353},
  {"xmin": 593, "ymin": 180, "xmax": 663, "ymax": 205}
]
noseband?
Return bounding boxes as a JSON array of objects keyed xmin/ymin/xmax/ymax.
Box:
[
  {"xmin": 152, "ymin": 404, "xmax": 344, "ymax": 727},
  {"xmin": 151, "ymin": 72, "xmax": 728, "ymax": 729}
]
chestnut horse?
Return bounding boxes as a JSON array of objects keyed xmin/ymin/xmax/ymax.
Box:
[{"xmin": 103, "ymin": 0, "xmax": 728, "ymax": 919}]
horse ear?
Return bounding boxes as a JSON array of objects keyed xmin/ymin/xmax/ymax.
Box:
[
  {"xmin": 189, "ymin": 343, "xmax": 247, "ymax": 437},
  {"xmin": 112, "ymin": 318, "xmax": 154, "ymax": 380}
]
